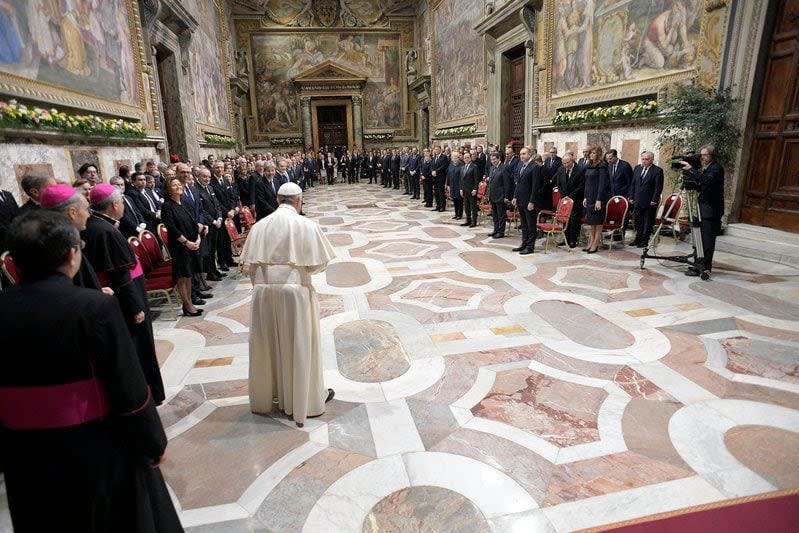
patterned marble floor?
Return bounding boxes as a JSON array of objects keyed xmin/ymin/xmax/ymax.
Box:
[{"xmin": 3, "ymin": 183, "xmax": 799, "ymax": 533}]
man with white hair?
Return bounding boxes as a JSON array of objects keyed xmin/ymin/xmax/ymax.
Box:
[{"xmin": 240, "ymin": 182, "xmax": 335, "ymax": 428}]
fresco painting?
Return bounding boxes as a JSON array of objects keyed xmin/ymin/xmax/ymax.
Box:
[
  {"xmin": 552, "ymin": 0, "xmax": 703, "ymax": 96},
  {"xmin": 251, "ymin": 32, "xmax": 402, "ymax": 134},
  {"xmin": 433, "ymin": 0, "xmax": 485, "ymax": 125},
  {"xmin": 182, "ymin": 0, "xmax": 231, "ymax": 130},
  {"xmin": 0, "ymin": 0, "xmax": 138, "ymax": 106}
]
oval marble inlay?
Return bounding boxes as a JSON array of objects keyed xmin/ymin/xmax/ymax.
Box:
[
  {"xmin": 334, "ymin": 320, "xmax": 410, "ymax": 383},
  {"xmin": 725, "ymin": 425, "xmax": 799, "ymax": 488},
  {"xmin": 362, "ymin": 486, "xmax": 489, "ymax": 533},
  {"xmin": 422, "ymin": 226, "xmax": 460, "ymax": 239},
  {"xmin": 326, "ymin": 261, "xmax": 372, "ymax": 288},
  {"xmin": 460, "ymin": 251, "xmax": 515, "ymax": 273},
  {"xmin": 531, "ymin": 300, "xmax": 635, "ymax": 349},
  {"xmin": 327, "ymin": 233, "xmax": 354, "ymax": 247}
]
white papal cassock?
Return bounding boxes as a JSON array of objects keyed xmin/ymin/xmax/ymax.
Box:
[{"xmin": 240, "ymin": 203, "xmax": 335, "ymax": 424}]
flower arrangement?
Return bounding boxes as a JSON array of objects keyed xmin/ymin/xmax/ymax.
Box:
[
  {"xmin": 363, "ymin": 132, "xmax": 394, "ymax": 141},
  {"xmin": 434, "ymin": 124, "xmax": 477, "ymax": 138},
  {"xmin": 204, "ymin": 133, "xmax": 237, "ymax": 146},
  {"xmin": 0, "ymin": 99, "xmax": 146, "ymax": 138},
  {"xmin": 552, "ymin": 99, "xmax": 658, "ymax": 126},
  {"xmin": 270, "ymin": 136, "xmax": 303, "ymax": 146}
]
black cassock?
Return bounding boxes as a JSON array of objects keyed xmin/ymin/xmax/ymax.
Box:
[
  {"xmin": 0, "ymin": 275, "xmax": 182, "ymax": 532},
  {"xmin": 82, "ymin": 213, "xmax": 166, "ymax": 404}
]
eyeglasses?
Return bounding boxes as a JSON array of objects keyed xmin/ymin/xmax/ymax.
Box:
[{"xmin": 73, "ymin": 240, "xmax": 86, "ymax": 251}]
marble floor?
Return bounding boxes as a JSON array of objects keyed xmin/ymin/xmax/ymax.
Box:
[{"xmin": 3, "ymin": 183, "xmax": 799, "ymax": 532}]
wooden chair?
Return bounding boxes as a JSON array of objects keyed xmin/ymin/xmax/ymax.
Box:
[
  {"xmin": 601, "ymin": 196, "xmax": 630, "ymax": 251},
  {"xmin": 536, "ymin": 197, "xmax": 574, "ymax": 253},
  {"xmin": 654, "ymin": 193, "xmax": 683, "ymax": 244},
  {"xmin": 506, "ymin": 205, "xmax": 520, "ymax": 233},
  {"xmin": 240, "ymin": 206, "xmax": 256, "ymax": 232},
  {"xmin": 156, "ymin": 223, "xmax": 172, "ymax": 261},
  {"xmin": 1, "ymin": 251, "xmax": 20, "ymax": 285},
  {"xmin": 477, "ymin": 179, "xmax": 491, "ymax": 224},
  {"xmin": 128, "ymin": 237, "xmax": 178, "ymax": 319},
  {"xmin": 537, "ymin": 187, "xmax": 562, "ymax": 219}
]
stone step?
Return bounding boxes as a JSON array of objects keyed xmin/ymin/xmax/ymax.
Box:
[
  {"xmin": 715, "ymin": 233, "xmax": 799, "ymax": 268},
  {"xmin": 724, "ymin": 223, "xmax": 799, "ymax": 247}
]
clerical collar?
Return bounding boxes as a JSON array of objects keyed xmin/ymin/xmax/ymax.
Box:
[{"xmin": 93, "ymin": 212, "xmax": 118, "ymax": 224}]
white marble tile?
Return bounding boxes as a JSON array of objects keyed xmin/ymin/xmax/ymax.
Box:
[
  {"xmin": 463, "ymin": 416, "xmax": 560, "ymax": 463},
  {"xmin": 165, "ymin": 401, "xmax": 217, "ymax": 440},
  {"xmin": 556, "ymin": 394, "xmax": 630, "ymax": 464},
  {"xmin": 366, "ymin": 400, "xmax": 425, "ymax": 457},
  {"xmin": 702, "ymin": 467, "xmax": 777, "ymax": 498},
  {"xmin": 488, "ymin": 509, "xmax": 555, "ymax": 533},
  {"xmin": 381, "ymin": 356, "xmax": 446, "ymax": 401},
  {"xmin": 629, "ymin": 361, "xmax": 718, "ymax": 405},
  {"xmin": 178, "ymin": 503, "xmax": 250, "ymax": 529},
  {"xmin": 322, "ymin": 370, "xmax": 386, "ymax": 403},
  {"xmin": 541, "ymin": 476, "xmax": 726, "ymax": 533},
  {"xmin": 403, "ymin": 451, "xmax": 539, "ymax": 518},
  {"xmin": 452, "ymin": 367, "xmax": 496, "ymax": 410},
  {"xmin": 302, "ymin": 455, "xmax": 410, "ymax": 533}
]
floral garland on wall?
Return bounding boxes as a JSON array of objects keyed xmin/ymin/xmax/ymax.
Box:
[
  {"xmin": 0, "ymin": 99, "xmax": 146, "ymax": 138},
  {"xmin": 363, "ymin": 133, "xmax": 394, "ymax": 141},
  {"xmin": 552, "ymin": 99, "xmax": 658, "ymax": 126},
  {"xmin": 270, "ymin": 137, "xmax": 304, "ymax": 146},
  {"xmin": 204, "ymin": 133, "xmax": 237, "ymax": 146},
  {"xmin": 433, "ymin": 124, "xmax": 477, "ymax": 138}
]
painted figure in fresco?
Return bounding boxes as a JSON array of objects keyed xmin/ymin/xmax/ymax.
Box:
[
  {"xmin": 618, "ymin": 22, "xmax": 639, "ymax": 80},
  {"xmin": 0, "ymin": 0, "xmax": 22, "ymax": 63},
  {"xmin": 58, "ymin": 0, "xmax": 91, "ymax": 76},
  {"xmin": 641, "ymin": 0, "xmax": 695, "ymax": 69},
  {"xmin": 26, "ymin": 0, "xmax": 64, "ymax": 66},
  {"xmin": 577, "ymin": 0, "xmax": 595, "ymax": 88},
  {"xmin": 287, "ymin": 36, "xmax": 323, "ymax": 78}
]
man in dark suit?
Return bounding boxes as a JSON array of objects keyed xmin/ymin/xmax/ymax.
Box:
[
  {"xmin": 407, "ymin": 148, "xmax": 421, "ymax": 199},
  {"xmin": 391, "ymin": 149, "xmax": 401, "ymax": 190},
  {"xmin": 430, "ymin": 145, "xmax": 449, "ymax": 212},
  {"xmin": 0, "ymin": 177, "xmax": 20, "ymax": 254},
  {"xmin": 504, "ymin": 145, "xmax": 521, "ymax": 184},
  {"xmin": 303, "ymin": 152, "xmax": 316, "ymax": 188},
  {"xmin": 680, "ymin": 145, "xmax": 725, "ymax": 276},
  {"xmin": 544, "ymin": 146, "xmax": 563, "ymax": 176},
  {"xmin": 18, "ymin": 174, "xmax": 57, "ymax": 215},
  {"xmin": 210, "ymin": 161, "xmax": 237, "ymax": 269},
  {"xmin": 577, "ymin": 146, "xmax": 591, "ymax": 168},
  {"xmin": 126, "ymin": 172, "xmax": 159, "ymax": 233},
  {"xmin": 324, "ymin": 152, "xmax": 336, "ymax": 184},
  {"xmin": 196, "ymin": 168, "xmax": 225, "ymax": 280},
  {"xmin": 252, "ymin": 161, "xmax": 283, "ymax": 221},
  {"xmin": 554, "ymin": 154, "xmax": 585, "ymax": 248},
  {"xmin": 511, "ymin": 147, "xmax": 545, "ymax": 255},
  {"xmin": 605, "ymin": 149, "xmax": 634, "ymax": 240},
  {"xmin": 110, "ymin": 176, "xmax": 145, "ymax": 238},
  {"xmin": 475, "ymin": 145, "xmax": 488, "ymax": 180},
  {"xmin": 628, "ymin": 151, "xmax": 664, "ymax": 247},
  {"xmin": 460, "ymin": 151, "xmax": 481, "ymax": 227},
  {"xmin": 487, "ymin": 152, "xmax": 513, "ymax": 239},
  {"xmin": 381, "ymin": 149, "xmax": 392, "ymax": 188},
  {"xmin": 420, "ymin": 149, "xmax": 433, "ymax": 207}
]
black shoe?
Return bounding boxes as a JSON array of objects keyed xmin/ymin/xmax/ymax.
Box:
[
  {"xmin": 192, "ymin": 298, "xmax": 206, "ymax": 305},
  {"xmin": 519, "ymin": 249, "xmax": 534, "ymax": 255},
  {"xmin": 636, "ymin": 244, "xmax": 646, "ymax": 248},
  {"xmin": 197, "ymin": 292, "xmax": 213, "ymax": 299},
  {"xmin": 451, "ymin": 216, "xmax": 459, "ymax": 219},
  {"xmin": 325, "ymin": 388, "xmax": 335, "ymax": 403},
  {"xmin": 512, "ymin": 246, "xmax": 525, "ymax": 252},
  {"xmin": 488, "ymin": 232, "xmax": 497, "ymax": 237},
  {"xmin": 469, "ymin": 224, "xmax": 477, "ymax": 228},
  {"xmin": 493, "ymin": 234, "xmax": 505, "ymax": 239},
  {"xmin": 218, "ymin": 265, "xmax": 230, "ymax": 272},
  {"xmin": 460, "ymin": 222, "xmax": 470, "ymax": 226},
  {"xmin": 587, "ymin": 248, "xmax": 598, "ymax": 254},
  {"xmin": 206, "ymin": 273, "xmax": 222, "ymax": 281},
  {"xmin": 182, "ymin": 306, "xmax": 203, "ymax": 317}
]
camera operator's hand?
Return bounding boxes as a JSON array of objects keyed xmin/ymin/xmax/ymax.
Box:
[{"xmin": 679, "ymin": 161, "xmax": 693, "ymax": 170}]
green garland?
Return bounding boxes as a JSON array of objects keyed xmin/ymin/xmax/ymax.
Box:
[
  {"xmin": 269, "ymin": 137, "xmax": 303, "ymax": 146},
  {"xmin": 434, "ymin": 124, "xmax": 477, "ymax": 138},
  {"xmin": 204, "ymin": 133, "xmax": 237, "ymax": 146},
  {"xmin": 0, "ymin": 99, "xmax": 146, "ymax": 138},
  {"xmin": 553, "ymin": 99, "xmax": 658, "ymax": 126},
  {"xmin": 363, "ymin": 132, "xmax": 394, "ymax": 141}
]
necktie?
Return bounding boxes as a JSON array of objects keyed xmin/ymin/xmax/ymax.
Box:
[
  {"xmin": 125, "ymin": 197, "xmax": 143, "ymax": 224},
  {"xmin": 187, "ymin": 187, "xmax": 195, "ymax": 204},
  {"xmin": 143, "ymin": 190, "xmax": 156, "ymax": 211},
  {"xmin": 0, "ymin": 191, "xmax": 4, "ymax": 203},
  {"xmin": 612, "ymin": 164, "xmax": 617, "ymax": 177},
  {"xmin": 642, "ymin": 167, "xmax": 648, "ymax": 180},
  {"xmin": 270, "ymin": 180, "xmax": 276, "ymax": 195},
  {"xmin": 567, "ymin": 169, "xmax": 571, "ymax": 181}
]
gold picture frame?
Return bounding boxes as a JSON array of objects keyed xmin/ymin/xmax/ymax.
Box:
[
  {"xmin": 0, "ymin": 0, "xmax": 147, "ymax": 121},
  {"xmin": 544, "ymin": 0, "xmax": 724, "ymax": 110}
]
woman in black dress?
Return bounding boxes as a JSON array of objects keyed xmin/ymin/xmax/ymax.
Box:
[
  {"xmin": 160, "ymin": 175, "xmax": 203, "ymax": 316},
  {"xmin": 582, "ymin": 146, "xmax": 610, "ymax": 253}
]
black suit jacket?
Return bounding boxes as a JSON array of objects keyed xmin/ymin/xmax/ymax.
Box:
[
  {"xmin": 686, "ymin": 162, "xmax": 725, "ymax": 220},
  {"xmin": 461, "ymin": 163, "xmax": 480, "ymax": 194},
  {"xmin": 430, "ymin": 154, "xmax": 449, "ymax": 180},
  {"xmin": 125, "ymin": 188, "xmax": 158, "ymax": 231},
  {"xmin": 253, "ymin": 178, "xmax": 281, "ymax": 220},
  {"xmin": 488, "ymin": 163, "xmax": 513, "ymax": 203},
  {"xmin": 210, "ymin": 175, "xmax": 233, "ymax": 211},
  {"xmin": 629, "ymin": 164, "xmax": 664, "ymax": 207},
  {"xmin": 197, "ymin": 184, "xmax": 222, "ymax": 220},
  {"xmin": 608, "ymin": 159, "xmax": 634, "ymax": 198},
  {"xmin": 514, "ymin": 162, "xmax": 545, "ymax": 207},
  {"xmin": 119, "ymin": 195, "xmax": 144, "ymax": 238},
  {"xmin": 475, "ymin": 152, "xmax": 487, "ymax": 178},
  {"xmin": 555, "ymin": 164, "xmax": 586, "ymax": 206},
  {"xmin": 0, "ymin": 190, "xmax": 20, "ymax": 252},
  {"xmin": 544, "ymin": 156, "xmax": 562, "ymax": 178}
]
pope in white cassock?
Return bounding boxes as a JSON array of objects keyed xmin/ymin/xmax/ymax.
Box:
[{"xmin": 240, "ymin": 182, "xmax": 336, "ymax": 427}]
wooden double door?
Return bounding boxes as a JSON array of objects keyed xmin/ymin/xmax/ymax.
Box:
[
  {"xmin": 316, "ymin": 105, "xmax": 348, "ymax": 148},
  {"xmin": 741, "ymin": 0, "xmax": 799, "ymax": 232}
]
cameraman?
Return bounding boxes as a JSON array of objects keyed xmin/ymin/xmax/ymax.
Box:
[{"xmin": 680, "ymin": 145, "xmax": 724, "ymax": 277}]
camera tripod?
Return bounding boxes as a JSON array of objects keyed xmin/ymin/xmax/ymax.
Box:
[{"xmin": 639, "ymin": 188, "xmax": 710, "ymax": 280}]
